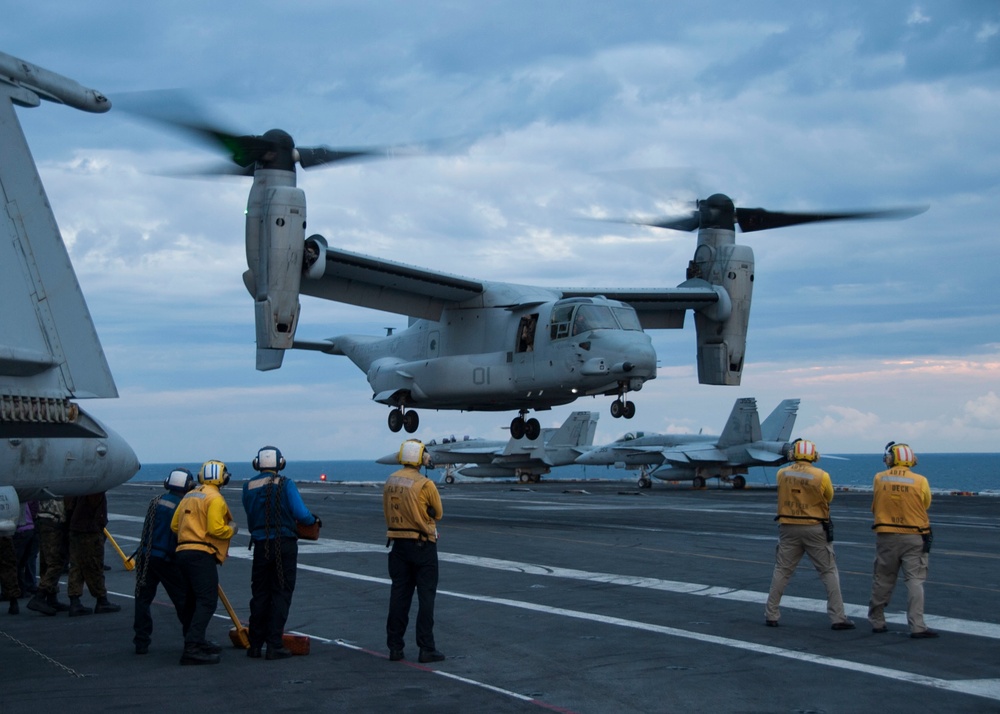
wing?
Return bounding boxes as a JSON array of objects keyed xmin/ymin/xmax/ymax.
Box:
[
  {"xmin": 300, "ymin": 246, "xmax": 486, "ymax": 320},
  {"xmin": 302, "ymin": 246, "xmax": 724, "ymax": 326}
]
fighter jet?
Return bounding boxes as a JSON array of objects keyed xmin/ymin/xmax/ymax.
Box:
[
  {"xmin": 378, "ymin": 411, "xmax": 599, "ymax": 483},
  {"xmin": 0, "ymin": 51, "xmax": 140, "ymax": 534},
  {"xmin": 576, "ymin": 398, "xmax": 799, "ymax": 489}
]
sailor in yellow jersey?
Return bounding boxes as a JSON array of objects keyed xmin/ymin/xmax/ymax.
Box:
[
  {"xmin": 383, "ymin": 440, "xmax": 445, "ymax": 664},
  {"xmin": 868, "ymin": 442, "xmax": 937, "ymax": 638},
  {"xmin": 764, "ymin": 439, "xmax": 855, "ymax": 630},
  {"xmin": 170, "ymin": 460, "xmax": 239, "ymax": 664}
]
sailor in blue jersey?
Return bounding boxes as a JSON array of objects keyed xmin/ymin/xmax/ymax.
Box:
[
  {"xmin": 132, "ymin": 468, "xmax": 198, "ymax": 655},
  {"xmin": 242, "ymin": 446, "xmax": 319, "ymax": 660}
]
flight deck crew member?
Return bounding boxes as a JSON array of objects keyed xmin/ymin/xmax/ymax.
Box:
[
  {"xmin": 868, "ymin": 442, "xmax": 937, "ymax": 638},
  {"xmin": 26, "ymin": 498, "xmax": 70, "ymax": 615},
  {"xmin": 383, "ymin": 439, "xmax": 445, "ymax": 663},
  {"xmin": 242, "ymin": 445, "xmax": 319, "ymax": 660},
  {"xmin": 764, "ymin": 439, "xmax": 855, "ymax": 630},
  {"xmin": 133, "ymin": 468, "xmax": 197, "ymax": 655},
  {"xmin": 171, "ymin": 460, "xmax": 238, "ymax": 665},
  {"xmin": 65, "ymin": 492, "xmax": 121, "ymax": 616}
]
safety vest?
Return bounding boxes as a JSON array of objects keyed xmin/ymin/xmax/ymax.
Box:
[
  {"xmin": 775, "ymin": 461, "xmax": 832, "ymax": 524},
  {"xmin": 872, "ymin": 467, "xmax": 931, "ymax": 534},
  {"xmin": 243, "ymin": 473, "xmax": 297, "ymax": 540},
  {"xmin": 140, "ymin": 491, "xmax": 182, "ymax": 561},
  {"xmin": 383, "ymin": 467, "xmax": 439, "ymax": 542},
  {"xmin": 173, "ymin": 485, "xmax": 234, "ymax": 563}
]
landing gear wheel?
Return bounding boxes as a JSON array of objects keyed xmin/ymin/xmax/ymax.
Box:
[
  {"xmin": 524, "ymin": 417, "xmax": 541, "ymax": 440},
  {"xmin": 693, "ymin": 476, "xmax": 706, "ymax": 489},
  {"xmin": 444, "ymin": 474, "xmax": 455, "ymax": 484},
  {"xmin": 732, "ymin": 475, "xmax": 746, "ymax": 490},
  {"xmin": 638, "ymin": 477, "xmax": 652, "ymax": 489},
  {"xmin": 510, "ymin": 416, "xmax": 525, "ymax": 439},
  {"xmin": 388, "ymin": 410, "xmax": 403, "ymax": 433},
  {"xmin": 519, "ymin": 472, "xmax": 530, "ymax": 483},
  {"xmin": 623, "ymin": 401, "xmax": 636, "ymax": 419},
  {"xmin": 610, "ymin": 400, "xmax": 623, "ymax": 418},
  {"xmin": 403, "ymin": 410, "xmax": 419, "ymax": 433}
]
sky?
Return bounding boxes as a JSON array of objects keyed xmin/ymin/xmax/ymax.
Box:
[{"xmin": 3, "ymin": 1, "xmax": 999, "ymax": 464}]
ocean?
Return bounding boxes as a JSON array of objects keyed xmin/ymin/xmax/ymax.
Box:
[{"xmin": 130, "ymin": 453, "xmax": 1000, "ymax": 495}]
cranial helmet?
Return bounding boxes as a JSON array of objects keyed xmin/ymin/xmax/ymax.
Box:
[
  {"xmin": 788, "ymin": 438, "xmax": 819, "ymax": 462},
  {"xmin": 164, "ymin": 468, "xmax": 195, "ymax": 494},
  {"xmin": 253, "ymin": 445, "xmax": 286, "ymax": 472},
  {"xmin": 199, "ymin": 460, "xmax": 231, "ymax": 486},
  {"xmin": 884, "ymin": 442, "xmax": 917, "ymax": 468},
  {"xmin": 398, "ymin": 439, "xmax": 426, "ymax": 467}
]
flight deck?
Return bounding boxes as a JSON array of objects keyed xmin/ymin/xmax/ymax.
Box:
[{"xmin": 2, "ymin": 481, "xmax": 998, "ymax": 713}]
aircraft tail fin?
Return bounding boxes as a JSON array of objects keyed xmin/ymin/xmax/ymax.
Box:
[
  {"xmin": 0, "ymin": 80, "xmax": 119, "ymax": 419},
  {"xmin": 716, "ymin": 397, "xmax": 761, "ymax": 448},
  {"xmin": 547, "ymin": 412, "xmax": 600, "ymax": 447},
  {"xmin": 760, "ymin": 399, "xmax": 800, "ymax": 442}
]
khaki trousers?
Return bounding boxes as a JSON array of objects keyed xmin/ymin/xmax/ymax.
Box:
[
  {"xmin": 868, "ymin": 533, "xmax": 928, "ymax": 633},
  {"xmin": 765, "ymin": 523, "xmax": 849, "ymax": 624}
]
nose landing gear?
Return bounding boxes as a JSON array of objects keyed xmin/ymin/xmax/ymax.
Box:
[{"xmin": 610, "ymin": 391, "xmax": 636, "ymax": 419}]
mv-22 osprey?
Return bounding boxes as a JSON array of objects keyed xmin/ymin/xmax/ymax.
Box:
[
  {"xmin": 127, "ymin": 106, "xmax": 924, "ymax": 439},
  {"xmin": 0, "ymin": 51, "xmax": 140, "ymax": 534}
]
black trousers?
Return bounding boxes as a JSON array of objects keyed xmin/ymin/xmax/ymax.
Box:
[
  {"xmin": 386, "ymin": 539, "xmax": 438, "ymax": 652},
  {"xmin": 176, "ymin": 550, "xmax": 218, "ymax": 647},
  {"xmin": 248, "ymin": 537, "xmax": 298, "ymax": 649},
  {"xmin": 133, "ymin": 556, "xmax": 194, "ymax": 648}
]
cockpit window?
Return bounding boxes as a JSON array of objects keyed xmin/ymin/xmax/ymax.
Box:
[
  {"xmin": 572, "ymin": 305, "xmax": 618, "ymax": 336},
  {"xmin": 612, "ymin": 306, "xmax": 642, "ymax": 331}
]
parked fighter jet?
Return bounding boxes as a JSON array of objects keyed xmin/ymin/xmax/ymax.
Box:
[
  {"xmin": 576, "ymin": 398, "xmax": 799, "ymax": 489},
  {"xmin": 0, "ymin": 51, "xmax": 140, "ymax": 535},
  {"xmin": 377, "ymin": 411, "xmax": 600, "ymax": 483}
]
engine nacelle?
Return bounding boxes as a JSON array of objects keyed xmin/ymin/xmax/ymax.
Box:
[
  {"xmin": 304, "ymin": 234, "xmax": 328, "ymax": 281},
  {"xmin": 245, "ymin": 173, "xmax": 307, "ymax": 369},
  {"xmin": 691, "ymin": 228, "xmax": 754, "ymax": 386},
  {"xmin": 0, "ymin": 486, "xmax": 21, "ymax": 537}
]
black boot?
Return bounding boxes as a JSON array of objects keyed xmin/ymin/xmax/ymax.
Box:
[
  {"xmin": 48, "ymin": 592, "xmax": 70, "ymax": 612},
  {"xmin": 26, "ymin": 592, "xmax": 57, "ymax": 616},
  {"xmin": 68, "ymin": 596, "xmax": 92, "ymax": 617},
  {"xmin": 94, "ymin": 596, "xmax": 121, "ymax": 614},
  {"xmin": 180, "ymin": 643, "xmax": 221, "ymax": 665},
  {"xmin": 7, "ymin": 597, "xmax": 19, "ymax": 615}
]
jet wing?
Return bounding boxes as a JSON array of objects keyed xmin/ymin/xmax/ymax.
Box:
[
  {"xmin": 661, "ymin": 446, "xmax": 729, "ymax": 464},
  {"xmin": 744, "ymin": 447, "xmax": 787, "ymax": 464},
  {"xmin": 557, "ymin": 279, "xmax": 724, "ymax": 329},
  {"xmin": 300, "ymin": 246, "xmax": 486, "ymax": 320}
]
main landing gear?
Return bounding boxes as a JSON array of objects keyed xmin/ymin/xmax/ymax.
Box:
[
  {"xmin": 610, "ymin": 394, "xmax": 636, "ymax": 419},
  {"xmin": 388, "ymin": 407, "xmax": 419, "ymax": 434},
  {"xmin": 510, "ymin": 410, "xmax": 541, "ymax": 440}
]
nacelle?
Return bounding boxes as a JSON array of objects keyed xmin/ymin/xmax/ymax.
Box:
[{"xmin": 691, "ymin": 230, "xmax": 754, "ymax": 386}]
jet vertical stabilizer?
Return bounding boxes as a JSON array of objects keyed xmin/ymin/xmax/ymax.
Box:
[
  {"xmin": 716, "ymin": 397, "xmax": 761, "ymax": 449},
  {"xmin": 760, "ymin": 398, "xmax": 800, "ymax": 443},
  {"xmin": 0, "ymin": 51, "xmax": 139, "ymax": 527}
]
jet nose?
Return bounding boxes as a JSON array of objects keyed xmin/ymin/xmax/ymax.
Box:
[
  {"xmin": 106, "ymin": 425, "xmax": 141, "ymax": 482},
  {"xmin": 575, "ymin": 449, "xmax": 603, "ymax": 465},
  {"xmin": 376, "ymin": 452, "xmax": 399, "ymax": 465}
]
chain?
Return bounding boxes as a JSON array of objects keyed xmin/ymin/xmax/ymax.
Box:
[
  {"xmin": 134, "ymin": 496, "xmax": 158, "ymax": 591},
  {"xmin": 263, "ymin": 475, "xmax": 286, "ymax": 589},
  {"xmin": 0, "ymin": 629, "xmax": 87, "ymax": 678}
]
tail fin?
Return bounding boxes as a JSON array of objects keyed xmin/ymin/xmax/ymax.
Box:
[
  {"xmin": 547, "ymin": 412, "xmax": 600, "ymax": 447},
  {"xmin": 760, "ymin": 399, "xmax": 800, "ymax": 442},
  {"xmin": 716, "ymin": 397, "xmax": 761, "ymax": 448}
]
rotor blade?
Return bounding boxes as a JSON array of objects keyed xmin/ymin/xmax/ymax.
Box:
[
  {"xmin": 296, "ymin": 146, "xmax": 391, "ymax": 168},
  {"xmin": 595, "ymin": 212, "xmax": 701, "ymax": 232},
  {"xmin": 736, "ymin": 205, "xmax": 928, "ymax": 233}
]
